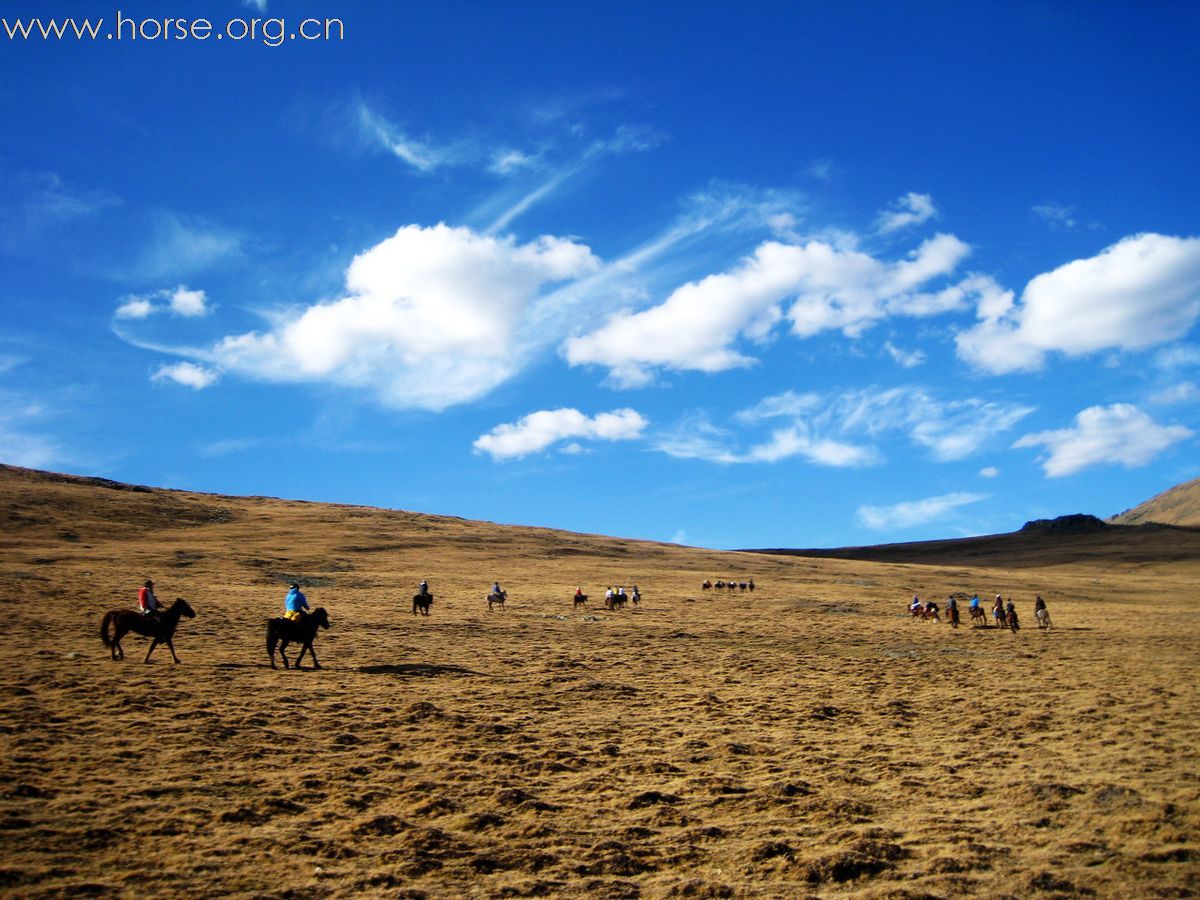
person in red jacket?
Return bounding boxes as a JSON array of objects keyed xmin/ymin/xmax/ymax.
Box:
[{"xmin": 138, "ymin": 579, "xmax": 160, "ymax": 620}]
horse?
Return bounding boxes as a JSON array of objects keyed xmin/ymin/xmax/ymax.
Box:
[
  {"xmin": 748, "ymin": 580, "xmax": 755, "ymax": 592},
  {"xmin": 487, "ymin": 591, "xmax": 506, "ymax": 611},
  {"xmin": 266, "ymin": 607, "xmax": 331, "ymax": 669},
  {"xmin": 947, "ymin": 605, "xmax": 960, "ymax": 628},
  {"xmin": 992, "ymin": 603, "xmax": 1005, "ymax": 628},
  {"xmin": 1035, "ymin": 607, "xmax": 1052, "ymax": 629},
  {"xmin": 412, "ymin": 592, "xmax": 433, "ymax": 616},
  {"xmin": 609, "ymin": 592, "xmax": 627, "ymax": 610},
  {"xmin": 573, "ymin": 593, "xmax": 588, "ymax": 609},
  {"xmin": 101, "ymin": 598, "xmax": 195, "ymax": 663},
  {"xmin": 630, "ymin": 590, "xmax": 641, "ymax": 606},
  {"xmin": 1006, "ymin": 608, "xmax": 1020, "ymax": 632},
  {"xmin": 969, "ymin": 605, "xmax": 987, "ymax": 627},
  {"xmin": 739, "ymin": 582, "xmax": 748, "ymax": 592},
  {"xmin": 701, "ymin": 580, "xmax": 712, "ymax": 591},
  {"xmin": 715, "ymin": 580, "xmax": 725, "ymax": 590}
]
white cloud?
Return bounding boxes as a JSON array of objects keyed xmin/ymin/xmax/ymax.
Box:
[
  {"xmin": 1032, "ymin": 203, "xmax": 1077, "ymax": 230},
  {"xmin": 116, "ymin": 297, "xmax": 155, "ymax": 319},
  {"xmin": 474, "ymin": 407, "xmax": 647, "ymax": 460},
  {"xmin": 114, "ymin": 285, "xmax": 210, "ymax": 320},
  {"xmin": 153, "ymin": 362, "xmax": 219, "ymax": 390},
  {"xmin": 884, "ymin": 340, "xmax": 926, "ymax": 368},
  {"xmin": 209, "ymin": 224, "xmax": 598, "ymax": 411},
  {"xmin": 1013, "ymin": 403, "xmax": 1193, "ymax": 477},
  {"xmin": 168, "ymin": 286, "xmax": 209, "ymax": 317},
  {"xmin": 199, "ymin": 437, "xmax": 261, "ymax": 457},
  {"xmin": 979, "ymin": 466, "xmax": 1000, "ymax": 478},
  {"xmin": 957, "ymin": 234, "xmax": 1200, "ymax": 374},
  {"xmin": 876, "ymin": 192, "xmax": 937, "ymax": 233},
  {"xmin": 858, "ymin": 491, "xmax": 986, "ymax": 530},
  {"xmin": 564, "ymin": 233, "xmax": 975, "ymax": 386}
]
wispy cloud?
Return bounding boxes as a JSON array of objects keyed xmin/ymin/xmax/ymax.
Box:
[
  {"xmin": 0, "ymin": 170, "xmax": 120, "ymax": 255},
  {"xmin": 125, "ymin": 212, "xmax": 243, "ymax": 281},
  {"xmin": 1032, "ymin": 203, "xmax": 1077, "ymax": 230},
  {"xmin": 0, "ymin": 393, "xmax": 61, "ymax": 469},
  {"xmin": 484, "ymin": 125, "xmax": 661, "ymax": 234},
  {"xmin": 858, "ymin": 491, "xmax": 986, "ymax": 530},
  {"xmin": 655, "ymin": 386, "xmax": 1031, "ymax": 467},
  {"xmin": 355, "ymin": 100, "xmax": 464, "ymax": 173}
]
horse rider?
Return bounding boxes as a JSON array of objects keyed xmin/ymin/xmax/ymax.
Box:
[
  {"xmin": 491, "ymin": 581, "xmax": 505, "ymax": 599},
  {"xmin": 970, "ymin": 594, "xmax": 981, "ymax": 612},
  {"xmin": 419, "ymin": 580, "xmax": 429, "ymax": 597},
  {"xmin": 631, "ymin": 585, "xmax": 641, "ymax": 603},
  {"xmin": 284, "ymin": 582, "xmax": 310, "ymax": 622},
  {"xmin": 1034, "ymin": 595, "xmax": 1046, "ymax": 614},
  {"xmin": 574, "ymin": 586, "xmax": 585, "ymax": 600},
  {"xmin": 138, "ymin": 579, "xmax": 160, "ymax": 620},
  {"xmin": 910, "ymin": 595, "xmax": 922, "ymax": 615}
]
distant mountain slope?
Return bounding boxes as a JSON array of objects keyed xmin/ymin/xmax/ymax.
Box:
[
  {"xmin": 1110, "ymin": 477, "xmax": 1200, "ymax": 527},
  {"xmin": 745, "ymin": 514, "xmax": 1200, "ymax": 568}
]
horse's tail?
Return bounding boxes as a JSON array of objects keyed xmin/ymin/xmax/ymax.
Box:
[
  {"xmin": 266, "ymin": 619, "xmax": 279, "ymax": 659},
  {"xmin": 100, "ymin": 611, "xmax": 117, "ymax": 648}
]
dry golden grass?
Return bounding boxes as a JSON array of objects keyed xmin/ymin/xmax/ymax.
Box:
[
  {"xmin": 1, "ymin": 465, "xmax": 1198, "ymax": 898},
  {"xmin": 1111, "ymin": 476, "xmax": 1200, "ymax": 527}
]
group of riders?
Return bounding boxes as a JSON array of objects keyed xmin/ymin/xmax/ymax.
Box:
[
  {"xmin": 910, "ymin": 593, "xmax": 1051, "ymax": 630},
  {"xmin": 579, "ymin": 585, "xmax": 640, "ymax": 608}
]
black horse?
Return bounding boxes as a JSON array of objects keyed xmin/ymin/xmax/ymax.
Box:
[
  {"xmin": 573, "ymin": 593, "xmax": 588, "ymax": 609},
  {"xmin": 487, "ymin": 591, "xmax": 507, "ymax": 611},
  {"xmin": 266, "ymin": 607, "xmax": 331, "ymax": 669},
  {"xmin": 413, "ymin": 592, "xmax": 433, "ymax": 615},
  {"xmin": 100, "ymin": 598, "xmax": 195, "ymax": 663}
]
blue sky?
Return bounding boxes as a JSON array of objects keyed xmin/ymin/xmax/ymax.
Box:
[{"xmin": 2, "ymin": 1, "xmax": 1198, "ymax": 549}]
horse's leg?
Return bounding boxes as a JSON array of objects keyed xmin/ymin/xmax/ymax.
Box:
[
  {"xmin": 166, "ymin": 637, "xmax": 180, "ymax": 664},
  {"xmin": 279, "ymin": 639, "xmax": 291, "ymax": 669},
  {"xmin": 307, "ymin": 642, "xmax": 321, "ymax": 670},
  {"xmin": 114, "ymin": 623, "xmax": 127, "ymax": 660},
  {"xmin": 144, "ymin": 638, "xmax": 158, "ymax": 664}
]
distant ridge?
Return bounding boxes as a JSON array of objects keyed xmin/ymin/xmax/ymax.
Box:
[
  {"xmin": 1109, "ymin": 477, "xmax": 1200, "ymax": 527},
  {"xmin": 744, "ymin": 515, "xmax": 1200, "ymax": 569}
]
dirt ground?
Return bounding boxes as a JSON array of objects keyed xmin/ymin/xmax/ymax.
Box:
[{"xmin": 1, "ymin": 466, "xmax": 1198, "ymax": 898}]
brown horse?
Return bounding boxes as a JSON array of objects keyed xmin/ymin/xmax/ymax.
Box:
[
  {"xmin": 573, "ymin": 593, "xmax": 588, "ymax": 609},
  {"xmin": 266, "ymin": 607, "xmax": 331, "ymax": 669},
  {"xmin": 487, "ymin": 591, "xmax": 506, "ymax": 611},
  {"xmin": 969, "ymin": 605, "xmax": 987, "ymax": 627},
  {"xmin": 412, "ymin": 592, "xmax": 433, "ymax": 615},
  {"xmin": 101, "ymin": 597, "xmax": 195, "ymax": 663}
]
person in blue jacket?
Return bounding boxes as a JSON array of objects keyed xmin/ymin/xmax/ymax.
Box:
[{"xmin": 284, "ymin": 582, "xmax": 309, "ymax": 621}]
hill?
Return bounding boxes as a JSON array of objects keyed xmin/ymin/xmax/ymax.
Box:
[
  {"xmin": 1110, "ymin": 476, "xmax": 1200, "ymax": 526},
  {"xmin": 1, "ymin": 464, "xmax": 1197, "ymax": 898}
]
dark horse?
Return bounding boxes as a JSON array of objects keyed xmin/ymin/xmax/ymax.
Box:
[
  {"xmin": 487, "ymin": 591, "xmax": 507, "ymax": 611},
  {"xmin": 266, "ymin": 608, "xmax": 331, "ymax": 669},
  {"xmin": 412, "ymin": 592, "xmax": 433, "ymax": 615},
  {"xmin": 573, "ymin": 593, "xmax": 588, "ymax": 609},
  {"xmin": 101, "ymin": 598, "xmax": 195, "ymax": 663}
]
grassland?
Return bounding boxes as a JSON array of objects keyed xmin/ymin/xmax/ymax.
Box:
[{"xmin": 1, "ymin": 464, "xmax": 1197, "ymax": 898}]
